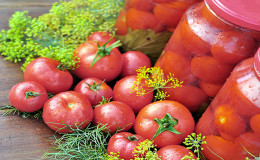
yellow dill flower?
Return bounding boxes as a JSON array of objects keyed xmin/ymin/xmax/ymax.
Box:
[{"xmin": 131, "ymin": 67, "xmax": 183, "ymax": 101}]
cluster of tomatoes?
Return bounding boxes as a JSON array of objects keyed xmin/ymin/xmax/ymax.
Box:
[{"xmin": 8, "ymin": 31, "xmax": 198, "ymax": 160}]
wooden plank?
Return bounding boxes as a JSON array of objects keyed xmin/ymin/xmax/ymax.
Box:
[{"xmin": 0, "ymin": 0, "xmax": 59, "ymax": 159}]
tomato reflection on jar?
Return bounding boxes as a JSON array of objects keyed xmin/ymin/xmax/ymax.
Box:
[{"xmin": 156, "ymin": 0, "xmax": 260, "ymax": 112}]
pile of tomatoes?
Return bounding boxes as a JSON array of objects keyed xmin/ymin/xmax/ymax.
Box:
[{"xmin": 8, "ymin": 31, "xmax": 198, "ymax": 160}]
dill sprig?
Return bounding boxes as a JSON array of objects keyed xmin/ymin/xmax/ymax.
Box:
[
  {"xmin": 182, "ymin": 133, "xmax": 207, "ymax": 160},
  {"xmin": 0, "ymin": 105, "xmax": 42, "ymax": 119},
  {"xmin": 131, "ymin": 67, "xmax": 183, "ymax": 101},
  {"xmin": 133, "ymin": 139, "xmax": 161, "ymax": 160},
  {"xmin": 43, "ymin": 124, "xmax": 114, "ymax": 160},
  {"xmin": 0, "ymin": 0, "xmax": 125, "ymax": 71}
]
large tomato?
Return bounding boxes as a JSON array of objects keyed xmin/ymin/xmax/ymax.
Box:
[
  {"xmin": 73, "ymin": 39, "xmax": 123, "ymax": 82},
  {"xmin": 93, "ymin": 101, "xmax": 135, "ymax": 133},
  {"xmin": 74, "ymin": 77, "xmax": 113, "ymax": 106},
  {"xmin": 157, "ymin": 145, "xmax": 197, "ymax": 160},
  {"xmin": 24, "ymin": 57, "xmax": 73, "ymax": 94},
  {"xmin": 9, "ymin": 81, "xmax": 48, "ymax": 112},
  {"xmin": 113, "ymin": 75, "xmax": 153, "ymax": 114},
  {"xmin": 42, "ymin": 91, "xmax": 93, "ymax": 133},
  {"xmin": 134, "ymin": 100, "xmax": 195, "ymax": 148},
  {"xmin": 107, "ymin": 132, "xmax": 145, "ymax": 160}
]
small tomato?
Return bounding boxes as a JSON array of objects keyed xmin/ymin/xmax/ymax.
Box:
[
  {"xmin": 42, "ymin": 91, "xmax": 93, "ymax": 133},
  {"xmin": 9, "ymin": 81, "xmax": 48, "ymax": 112}
]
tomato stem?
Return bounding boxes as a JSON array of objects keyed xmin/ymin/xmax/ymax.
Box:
[
  {"xmin": 124, "ymin": 135, "xmax": 140, "ymax": 141},
  {"xmin": 25, "ymin": 91, "xmax": 44, "ymax": 100},
  {"xmin": 56, "ymin": 64, "xmax": 69, "ymax": 71},
  {"xmin": 90, "ymin": 36, "xmax": 122, "ymax": 68},
  {"xmin": 151, "ymin": 113, "xmax": 182, "ymax": 140},
  {"xmin": 85, "ymin": 80, "xmax": 104, "ymax": 98}
]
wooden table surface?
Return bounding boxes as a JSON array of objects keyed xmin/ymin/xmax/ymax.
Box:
[{"xmin": 0, "ymin": 1, "xmax": 60, "ymax": 159}]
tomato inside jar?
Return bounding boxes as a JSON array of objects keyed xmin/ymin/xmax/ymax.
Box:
[
  {"xmin": 115, "ymin": 0, "xmax": 202, "ymax": 62},
  {"xmin": 195, "ymin": 48, "xmax": 260, "ymax": 159},
  {"xmin": 156, "ymin": 0, "xmax": 260, "ymax": 112}
]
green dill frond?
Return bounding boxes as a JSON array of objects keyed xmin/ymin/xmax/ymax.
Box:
[
  {"xmin": 131, "ymin": 67, "xmax": 183, "ymax": 101},
  {"xmin": 0, "ymin": 105, "xmax": 42, "ymax": 119},
  {"xmin": 182, "ymin": 133, "xmax": 207, "ymax": 160},
  {"xmin": 43, "ymin": 123, "xmax": 113, "ymax": 160},
  {"xmin": 133, "ymin": 139, "xmax": 161, "ymax": 160},
  {"xmin": 0, "ymin": 0, "xmax": 125, "ymax": 71}
]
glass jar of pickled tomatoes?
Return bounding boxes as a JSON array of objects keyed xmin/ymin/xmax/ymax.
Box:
[
  {"xmin": 115, "ymin": 0, "xmax": 202, "ymax": 62},
  {"xmin": 195, "ymin": 47, "xmax": 260, "ymax": 160},
  {"xmin": 157, "ymin": 0, "xmax": 260, "ymax": 112}
]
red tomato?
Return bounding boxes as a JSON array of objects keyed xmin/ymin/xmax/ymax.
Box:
[
  {"xmin": 163, "ymin": 84, "xmax": 208, "ymax": 112},
  {"xmin": 93, "ymin": 101, "xmax": 135, "ymax": 133},
  {"xmin": 134, "ymin": 100, "xmax": 195, "ymax": 148},
  {"xmin": 180, "ymin": 14, "xmax": 211, "ymax": 56},
  {"xmin": 235, "ymin": 132, "xmax": 260, "ymax": 159},
  {"xmin": 73, "ymin": 40, "xmax": 123, "ymax": 82},
  {"xmin": 42, "ymin": 91, "xmax": 93, "ymax": 133},
  {"xmin": 153, "ymin": 0, "xmax": 196, "ymax": 27},
  {"xmin": 112, "ymin": 75, "xmax": 153, "ymax": 114},
  {"xmin": 191, "ymin": 55, "xmax": 234, "ymax": 83},
  {"xmin": 201, "ymin": 135, "xmax": 239, "ymax": 160},
  {"xmin": 87, "ymin": 31, "xmax": 117, "ymax": 44},
  {"xmin": 126, "ymin": 8, "xmax": 165, "ymax": 32},
  {"xmin": 160, "ymin": 51, "xmax": 198, "ymax": 84},
  {"xmin": 201, "ymin": 4, "xmax": 233, "ymax": 31},
  {"xmin": 211, "ymin": 31, "xmax": 256, "ymax": 65},
  {"xmin": 214, "ymin": 104, "xmax": 246, "ymax": 139},
  {"xmin": 107, "ymin": 132, "xmax": 145, "ymax": 160},
  {"xmin": 250, "ymin": 114, "xmax": 260, "ymax": 134},
  {"xmin": 120, "ymin": 51, "xmax": 151, "ymax": 77},
  {"xmin": 129, "ymin": 0, "xmax": 155, "ymax": 11},
  {"xmin": 157, "ymin": 145, "xmax": 197, "ymax": 160},
  {"xmin": 24, "ymin": 57, "xmax": 73, "ymax": 94},
  {"xmin": 9, "ymin": 81, "xmax": 48, "ymax": 112},
  {"xmin": 195, "ymin": 106, "xmax": 219, "ymax": 136},
  {"xmin": 74, "ymin": 77, "xmax": 113, "ymax": 106},
  {"xmin": 198, "ymin": 80, "xmax": 223, "ymax": 97},
  {"xmin": 115, "ymin": 10, "xmax": 128, "ymax": 35}
]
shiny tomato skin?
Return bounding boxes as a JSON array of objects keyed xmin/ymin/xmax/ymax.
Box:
[
  {"xmin": 250, "ymin": 114, "xmax": 260, "ymax": 134},
  {"xmin": 211, "ymin": 31, "xmax": 256, "ymax": 65},
  {"xmin": 87, "ymin": 31, "xmax": 117, "ymax": 44},
  {"xmin": 129, "ymin": 0, "xmax": 155, "ymax": 11},
  {"xmin": 120, "ymin": 51, "xmax": 151, "ymax": 77},
  {"xmin": 24, "ymin": 57, "xmax": 73, "ymax": 94},
  {"xmin": 73, "ymin": 41, "xmax": 123, "ymax": 82},
  {"xmin": 134, "ymin": 100, "xmax": 195, "ymax": 148},
  {"xmin": 107, "ymin": 132, "xmax": 145, "ymax": 160},
  {"xmin": 157, "ymin": 145, "xmax": 197, "ymax": 160},
  {"xmin": 9, "ymin": 81, "xmax": 48, "ymax": 112},
  {"xmin": 42, "ymin": 91, "xmax": 93, "ymax": 133},
  {"xmin": 201, "ymin": 135, "xmax": 239, "ymax": 160},
  {"xmin": 113, "ymin": 75, "xmax": 153, "ymax": 114},
  {"xmin": 74, "ymin": 77, "xmax": 113, "ymax": 106},
  {"xmin": 93, "ymin": 101, "xmax": 135, "ymax": 133}
]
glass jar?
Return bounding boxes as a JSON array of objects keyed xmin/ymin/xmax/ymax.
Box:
[
  {"xmin": 157, "ymin": 0, "xmax": 260, "ymax": 112},
  {"xmin": 115, "ymin": 0, "xmax": 201, "ymax": 62},
  {"xmin": 195, "ymin": 47, "xmax": 260, "ymax": 159}
]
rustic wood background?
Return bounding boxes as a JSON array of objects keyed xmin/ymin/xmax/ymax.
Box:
[{"xmin": 0, "ymin": 0, "xmax": 60, "ymax": 159}]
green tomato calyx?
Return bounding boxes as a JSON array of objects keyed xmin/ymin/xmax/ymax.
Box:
[
  {"xmin": 25, "ymin": 91, "xmax": 44, "ymax": 100},
  {"xmin": 85, "ymin": 80, "xmax": 104, "ymax": 98},
  {"xmin": 151, "ymin": 113, "xmax": 182, "ymax": 140},
  {"xmin": 90, "ymin": 37, "xmax": 122, "ymax": 68},
  {"xmin": 124, "ymin": 135, "xmax": 140, "ymax": 141}
]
